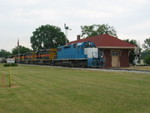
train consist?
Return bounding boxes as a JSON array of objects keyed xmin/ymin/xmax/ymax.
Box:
[{"xmin": 15, "ymin": 41, "xmax": 105, "ymax": 67}]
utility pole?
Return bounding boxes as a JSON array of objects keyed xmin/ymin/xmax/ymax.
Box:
[
  {"xmin": 64, "ymin": 24, "xmax": 71, "ymax": 44},
  {"xmin": 17, "ymin": 39, "xmax": 20, "ymax": 64}
]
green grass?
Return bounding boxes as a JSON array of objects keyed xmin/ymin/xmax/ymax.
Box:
[{"xmin": 0, "ymin": 64, "xmax": 150, "ymax": 113}]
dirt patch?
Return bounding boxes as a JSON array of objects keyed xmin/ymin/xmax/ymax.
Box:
[
  {"xmin": 10, "ymin": 85, "xmax": 20, "ymax": 88},
  {"xmin": 0, "ymin": 84, "xmax": 20, "ymax": 88}
]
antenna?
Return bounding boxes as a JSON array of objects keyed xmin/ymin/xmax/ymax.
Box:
[{"xmin": 64, "ymin": 23, "xmax": 71, "ymax": 44}]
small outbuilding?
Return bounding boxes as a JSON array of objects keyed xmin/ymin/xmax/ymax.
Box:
[
  {"xmin": 68, "ymin": 34, "xmax": 137, "ymax": 68},
  {"xmin": 0, "ymin": 57, "xmax": 5, "ymax": 63}
]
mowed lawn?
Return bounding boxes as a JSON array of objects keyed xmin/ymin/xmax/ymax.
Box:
[{"xmin": 0, "ymin": 64, "xmax": 150, "ymax": 113}]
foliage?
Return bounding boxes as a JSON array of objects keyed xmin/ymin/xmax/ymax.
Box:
[
  {"xmin": 81, "ymin": 24, "xmax": 117, "ymax": 38},
  {"xmin": 124, "ymin": 39, "xmax": 139, "ymax": 64},
  {"xmin": 0, "ymin": 49, "xmax": 11, "ymax": 58},
  {"xmin": 12, "ymin": 45, "xmax": 32, "ymax": 55},
  {"xmin": 143, "ymin": 38, "xmax": 150, "ymax": 50},
  {"xmin": 0, "ymin": 64, "xmax": 150, "ymax": 113},
  {"xmin": 124, "ymin": 39, "xmax": 138, "ymax": 46},
  {"xmin": 3, "ymin": 63, "xmax": 18, "ymax": 67},
  {"xmin": 30, "ymin": 24, "xmax": 67, "ymax": 51},
  {"xmin": 141, "ymin": 50, "xmax": 150, "ymax": 59},
  {"xmin": 144, "ymin": 54, "xmax": 150, "ymax": 65}
]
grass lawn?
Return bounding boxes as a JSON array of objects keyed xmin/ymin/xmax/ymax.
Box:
[{"xmin": 0, "ymin": 64, "xmax": 150, "ymax": 113}]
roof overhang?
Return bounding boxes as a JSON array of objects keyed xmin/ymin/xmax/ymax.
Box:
[{"xmin": 97, "ymin": 46, "xmax": 138, "ymax": 49}]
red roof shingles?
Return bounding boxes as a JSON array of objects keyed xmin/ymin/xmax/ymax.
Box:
[{"xmin": 68, "ymin": 34, "xmax": 136, "ymax": 48}]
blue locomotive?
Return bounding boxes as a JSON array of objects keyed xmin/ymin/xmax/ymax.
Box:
[{"xmin": 53, "ymin": 41, "xmax": 105, "ymax": 67}]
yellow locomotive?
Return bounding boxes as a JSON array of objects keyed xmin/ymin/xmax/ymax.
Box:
[{"xmin": 15, "ymin": 49, "xmax": 57, "ymax": 65}]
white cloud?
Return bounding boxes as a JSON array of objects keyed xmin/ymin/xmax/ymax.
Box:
[
  {"xmin": 120, "ymin": 20, "xmax": 150, "ymax": 34},
  {"xmin": 0, "ymin": 0, "xmax": 150, "ymax": 51}
]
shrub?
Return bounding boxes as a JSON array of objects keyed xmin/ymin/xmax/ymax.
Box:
[
  {"xmin": 144, "ymin": 55, "xmax": 150, "ymax": 65},
  {"xmin": 3, "ymin": 63, "xmax": 18, "ymax": 67}
]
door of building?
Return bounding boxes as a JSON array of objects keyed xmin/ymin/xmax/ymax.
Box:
[{"xmin": 111, "ymin": 51, "xmax": 120, "ymax": 67}]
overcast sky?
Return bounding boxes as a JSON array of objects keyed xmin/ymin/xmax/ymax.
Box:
[{"xmin": 0, "ymin": 0, "xmax": 150, "ymax": 51}]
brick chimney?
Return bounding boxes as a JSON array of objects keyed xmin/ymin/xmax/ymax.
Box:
[{"xmin": 77, "ymin": 35, "xmax": 80, "ymax": 40}]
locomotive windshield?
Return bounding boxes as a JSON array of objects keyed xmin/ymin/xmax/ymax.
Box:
[
  {"xmin": 84, "ymin": 42, "xmax": 95, "ymax": 48},
  {"xmin": 76, "ymin": 42, "xmax": 96, "ymax": 48}
]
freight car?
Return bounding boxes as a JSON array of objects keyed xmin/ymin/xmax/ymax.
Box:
[{"xmin": 52, "ymin": 41, "xmax": 105, "ymax": 67}]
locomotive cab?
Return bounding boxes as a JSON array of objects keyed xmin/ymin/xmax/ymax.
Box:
[
  {"xmin": 83, "ymin": 42, "xmax": 105, "ymax": 67},
  {"xmin": 84, "ymin": 47, "xmax": 105, "ymax": 67}
]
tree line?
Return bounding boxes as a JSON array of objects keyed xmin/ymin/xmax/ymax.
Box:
[{"xmin": 0, "ymin": 24, "xmax": 150, "ymax": 65}]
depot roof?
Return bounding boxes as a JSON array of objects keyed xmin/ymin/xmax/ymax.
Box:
[{"xmin": 68, "ymin": 34, "xmax": 137, "ymax": 49}]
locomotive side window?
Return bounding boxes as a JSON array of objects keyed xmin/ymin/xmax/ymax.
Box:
[
  {"xmin": 84, "ymin": 43, "xmax": 89, "ymax": 48},
  {"xmin": 64, "ymin": 45, "xmax": 70, "ymax": 49},
  {"xmin": 73, "ymin": 44, "xmax": 77, "ymax": 48}
]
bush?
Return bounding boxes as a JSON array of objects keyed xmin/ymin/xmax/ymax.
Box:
[
  {"xmin": 3, "ymin": 63, "xmax": 18, "ymax": 67},
  {"xmin": 144, "ymin": 55, "xmax": 150, "ymax": 65}
]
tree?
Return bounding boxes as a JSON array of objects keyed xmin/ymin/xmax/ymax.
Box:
[
  {"xmin": 144, "ymin": 54, "xmax": 150, "ymax": 65},
  {"xmin": 141, "ymin": 50, "xmax": 150, "ymax": 59},
  {"xmin": 124, "ymin": 39, "xmax": 138, "ymax": 46},
  {"xmin": 143, "ymin": 38, "xmax": 150, "ymax": 50},
  {"xmin": 30, "ymin": 25, "xmax": 67, "ymax": 51},
  {"xmin": 142, "ymin": 38, "xmax": 150, "ymax": 65},
  {"xmin": 0, "ymin": 49, "xmax": 11, "ymax": 58},
  {"xmin": 124, "ymin": 39, "xmax": 140, "ymax": 65},
  {"xmin": 12, "ymin": 45, "xmax": 32, "ymax": 55},
  {"xmin": 81, "ymin": 24, "xmax": 117, "ymax": 38}
]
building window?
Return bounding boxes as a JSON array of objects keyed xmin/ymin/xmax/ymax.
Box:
[{"xmin": 112, "ymin": 52, "xmax": 119, "ymax": 56}]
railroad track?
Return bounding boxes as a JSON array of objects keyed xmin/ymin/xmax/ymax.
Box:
[
  {"xmin": 20, "ymin": 64, "xmax": 150, "ymax": 74},
  {"xmin": 99, "ymin": 68, "xmax": 150, "ymax": 74},
  {"xmin": 67, "ymin": 67, "xmax": 150, "ymax": 74}
]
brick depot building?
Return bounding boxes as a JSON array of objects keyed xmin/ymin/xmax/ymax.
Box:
[{"xmin": 68, "ymin": 34, "xmax": 137, "ymax": 68}]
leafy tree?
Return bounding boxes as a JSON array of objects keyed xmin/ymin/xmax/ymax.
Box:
[
  {"xmin": 30, "ymin": 25, "xmax": 67, "ymax": 51},
  {"xmin": 81, "ymin": 24, "xmax": 117, "ymax": 38},
  {"xmin": 143, "ymin": 38, "xmax": 150, "ymax": 50},
  {"xmin": 124, "ymin": 39, "xmax": 140, "ymax": 65},
  {"xmin": 12, "ymin": 45, "xmax": 32, "ymax": 55},
  {"xmin": 141, "ymin": 50, "xmax": 150, "ymax": 59},
  {"xmin": 0, "ymin": 49, "xmax": 11, "ymax": 58},
  {"xmin": 144, "ymin": 54, "xmax": 150, "ymax": 65},
  {"xmin": 124, "ymin": 39, "xmax": 138, "ymax": 46}
]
